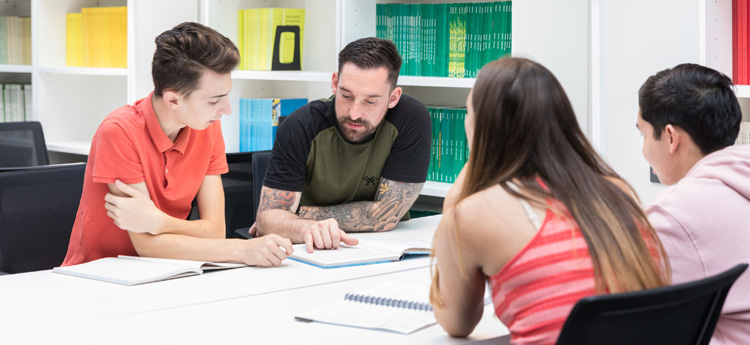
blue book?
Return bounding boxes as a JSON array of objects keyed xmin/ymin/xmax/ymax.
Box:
[{"xmin": 239, "ymin": 97, "xmax": 307, "ymax": 152}]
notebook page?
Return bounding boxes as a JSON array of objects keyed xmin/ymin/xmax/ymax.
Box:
[{"xmin": 295, "ymin": 282, "xmax": 436, "ymax": 334}]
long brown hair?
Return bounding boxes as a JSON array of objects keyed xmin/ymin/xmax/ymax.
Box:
[{"xmin": 432, "ymin": 58, "xmax": 669, "ymax": 306}]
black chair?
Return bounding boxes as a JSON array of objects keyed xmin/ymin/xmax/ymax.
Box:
[
  {"xmin": 0, "ymin": 163, "xmax": 86, "ymax": 274},
  {"xmin": 233, "ymin": 151, "xmax": 271, "ymax": 239},
  {"xmin": 221, "ymin": 151, "xmax": 255, "ymax": 239},
  {"xmin": 555, "ymin": 263, "xmax": 748, "ymax": 345},
  {"xmin": 0, "ymin": 121, "xmax": 50, "ymax": 167}
]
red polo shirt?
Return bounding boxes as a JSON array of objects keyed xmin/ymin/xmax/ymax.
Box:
[{"xmin": 62, "ymin": 93, "xmax": 228, "ymax": 266}]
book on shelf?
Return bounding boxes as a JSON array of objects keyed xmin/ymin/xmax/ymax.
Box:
[
  {"xmin": 733, "ymin": 0, "xmax": 750, "ymax": 84},
  {"xmin": 376, "ymin": 1, "xmax": 511, "ymax": 78},
  {"xmin": 52, "ymin": 255, "xmax": 246, "ymax": 286},
  {"xmin": 289, "ymin": 237, "xmax": 431, "ymax": 269},
  {"xmin": 1, "ymin": 83, "xmax": 30, "ymax": 123},
  {"xmin": 427, "ymin": 106, "xmax": 468, "ymax": 183},
  {"xmin": 0, "ymin": 16, "xmax": 32, "ymax": 65},
  {"xmin": 239, "ymin": 97, "xmax": 307, "ymax": 152},
  {"xmin": 66, "ymin": 6, "xmax": 126, "ymax": 68},
  {"xmin": 295, "ymin": 281, "xmax": 436, "ymax": 334},
  {"xmin": 736, "ymin": 122, "xmax": 750, "ymax": 145},
  {"xmin": 237, "ymin": 8, "xmax": 305, "ymax": 71}
]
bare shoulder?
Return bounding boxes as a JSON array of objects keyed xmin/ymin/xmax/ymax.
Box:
[{"xmin": 450, "ymin": 185, "xmax": 525, "ymax": 247}]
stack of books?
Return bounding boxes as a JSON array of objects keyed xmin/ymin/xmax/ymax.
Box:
[
  {"xmin": 237, "ymin": 8, "xmax": 305, "ymax": 71},
  {"xmin": 376, "ymin": 1, "xmax": 512, "ymax": 78},
  {"xmin": 0, "ymin": 16, "xmax": 31, "ymax": 65},
  {"xmin": 66, "ymin": 7, "xmax": 127, "ymax": 68},
  {"xmin": 239, "ymin": 98, "xmax": 307, "ymax": 152},
  {"xmin": 428, "ymin": 106, "xmax": 468, "ymax": 183},
  {"xmin": 0, "ymin": 83, "xmax": 31, "ymax": 123},
  {"xmin": 735, "ymin": 122, "xmax": 750, "ymax": 145},
  {"xmin": 734, "ymin": 0, "xmax": 749, "ymax": 84}
]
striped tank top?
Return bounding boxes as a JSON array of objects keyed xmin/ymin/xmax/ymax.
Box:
[{"xmin": 489, "ymin": 188, "xmax": 596, "ymax": 345}]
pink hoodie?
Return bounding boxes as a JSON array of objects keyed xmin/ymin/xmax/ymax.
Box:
[{"xmin": 647, "ymin": 145, "xmax": 750, "ymax": 345}]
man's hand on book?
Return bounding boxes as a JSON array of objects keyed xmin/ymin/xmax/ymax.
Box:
[
  {"xmin": 240, "ymin": 234, "xmax": 294, "ymax": 267},
  {"xmin": 302, "ymin": 219, "xmax": 359, "ymax": 253}
]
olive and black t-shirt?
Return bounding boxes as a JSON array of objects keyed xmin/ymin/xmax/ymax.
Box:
[{"xmin": 263, "ymin": 94, "xmax": 431, "ymax": 207}]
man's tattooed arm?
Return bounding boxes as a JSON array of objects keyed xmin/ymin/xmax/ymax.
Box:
[
  {"xmin": 254, "ymin": 186, "xmax": 312, "ymax": 241},
  {"xmin": 298, "ymin": 177, "xmax": 424, "ymax": 232}
]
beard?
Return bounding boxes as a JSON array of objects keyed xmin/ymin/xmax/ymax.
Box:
[{"xmin": 336, "ymin": 116, "xmax": 377, "ymax": 143}]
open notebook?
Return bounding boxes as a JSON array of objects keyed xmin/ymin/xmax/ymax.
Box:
[
  {"xmin": 52, "ymin": 256, "xmax": 246, "ymax": 286},
  {"xmin": 295, "ymin": 281, "xmax": 437, "ymax": 334},
  {"xmin": 289, "ymin": 237, "xmax": 431, "ymax": 268}
]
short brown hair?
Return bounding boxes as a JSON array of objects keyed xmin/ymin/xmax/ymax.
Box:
[
  {"xmin": 337, "ymin": 37, "xmax": 402, "ymax": 89},
  {"xmin": 152, "ymin": 22, "xmax": 239, "ymax": 97}
]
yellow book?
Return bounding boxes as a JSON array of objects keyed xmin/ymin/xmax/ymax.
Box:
[
  {"xmin": 81, "ymin": 8, "xmax": 93, "ymax": 67},
  {"xmin": 118, "ymin": 6, "xmax": 127, "ymax": 68},
  {"xmin": 280, "ymin": 8, "xmax": 305, "ymax": 68},
  {"xmin": 237, "ymin": 9, "xmax": 244, "ymax": 70},
  {"xmin": 267, "ymin": 8, "xmax": 284, "ymax": 70},
  {"xmin": 257, "ymin": 8, "xmax": 269, "ymax": 70},
  {"xmin": 248, "ymin": 9, "xmax": 260, "ymax": 70},
  {"xmin": 66, "ymin": 13, "xmax": 81, "ymax": 66}
]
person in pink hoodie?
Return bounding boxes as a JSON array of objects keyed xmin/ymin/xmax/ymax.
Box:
[{"xmin": 637, "ymin": 63, "xmax": 750, "ymax": 345}]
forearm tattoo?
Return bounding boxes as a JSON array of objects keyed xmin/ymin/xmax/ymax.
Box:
[
  {"xmin": 298, "ymin": 178, "xmax": 424, "ymax": 232},
  {"xmin": 258, "ymin": 187, "xmax": 296, "ymax": 213}
]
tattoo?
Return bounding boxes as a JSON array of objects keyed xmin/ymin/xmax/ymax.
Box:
[
  {"xmin": 299, "ymin": 177, "xmax": 423, "ymax": 232},
  {"xmin": 258, "ymin": 187, "xmax": 296, "ymax": 213}
]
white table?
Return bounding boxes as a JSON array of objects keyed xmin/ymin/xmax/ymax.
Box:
[{"xmin": 0, "ymin": 215, "xmax": 511, "ymax": 344}]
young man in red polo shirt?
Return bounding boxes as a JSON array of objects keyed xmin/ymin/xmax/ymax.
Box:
[{"xmin": 62, "ymin": 22, "xmax": 292, "ymax": 267}]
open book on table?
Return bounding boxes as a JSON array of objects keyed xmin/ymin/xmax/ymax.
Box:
[
  {"xmin": 52, "ymin": 256, "xmax": 246, "ymax": 286},
  {"xmin": 289, "ymin": 237, "xmax": 431, "ymax": 269},
  {"xmin": 295, "ymin": 281, "xmax": 436, "ymax": 334}
]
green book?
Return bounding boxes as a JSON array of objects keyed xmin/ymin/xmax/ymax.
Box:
[
  {"xmin": 0, "ymin": 17, "xmax": 8, "ymax": 65},
  {"xmin": 435, "ymin": 4, "xmax": 449, "ymax": 77}
]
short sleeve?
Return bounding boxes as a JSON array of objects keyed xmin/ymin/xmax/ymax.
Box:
[
  {"xmin": 263, "ymin": 110, "xmax": 313, "ymax": 192},
  {"xmin": 380, "ymin": 95, "xmax": 432, "ymax": 183},
  {"xmin": 91, "ymin": 119, "xmax": 145, "ymax": 185},
  {"xmin": 206, "ymin": 120, "xmax": 229, "ymax": 175}
]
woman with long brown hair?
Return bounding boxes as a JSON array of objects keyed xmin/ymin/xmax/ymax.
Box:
[{"xmin": 430, "ymin": 57, "xmax": 670, "ymax": 344}]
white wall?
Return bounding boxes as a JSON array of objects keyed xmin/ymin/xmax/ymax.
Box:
[{"xmin": 597, "ymin": 0, "xmax": 699, "ymax": 204}]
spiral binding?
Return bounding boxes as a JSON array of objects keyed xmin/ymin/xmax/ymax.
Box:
[{"xmin": 344, "ymin": 293, "xmax": 433, "ymax": 312}]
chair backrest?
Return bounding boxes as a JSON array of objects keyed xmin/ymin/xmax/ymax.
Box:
[
  {"xmin": 0, "ymin": 163, "xmax": 86, "ymax": 273},
  {"xmin": 0, "ymin": 121, "xmax": 50, "ymax": 167},
  {"xmin": 221, "ymin": 152, "xmax": 254, "ymax": 238},
  {"xmin": 252, "ymin": 151, "xmax": 272, "ymax": 219},
  {"xmin": 555, "ymin": 263, "xmax": 748, "ymax": 345}
]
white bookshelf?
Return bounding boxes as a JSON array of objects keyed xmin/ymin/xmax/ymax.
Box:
[
  {"xmin": 0, "ymin": 65, "xmax": 33, "ymax": 73},
  {"xmin": 21, "ymin": 0, "xmax": 589, "ymax": 199}
]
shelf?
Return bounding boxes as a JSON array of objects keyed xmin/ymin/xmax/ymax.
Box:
[
  {"xmin": 37, "ymin": 67, "xmax": 128, "ymax": 76},
  {"xmin": 420, "ymin": 181, "xmax": 452, "ymax": 198},
  {"xmin": 398, "ymin": 76, "xmax": 476, "ymax": 88},
  {"xmin": 0, "ymin": 64, "xmax": 32, "ymax": 73},
  {"xmin": 736, "ymin": 85, "xmax": 750, "ymax": 98},
  {"xmin": 46, "ymin": 141, "xmax": 91, "ymax": 156},
  {"xmin": 231, "ymin": 70, "xmax": 330, "ymax": 82}
]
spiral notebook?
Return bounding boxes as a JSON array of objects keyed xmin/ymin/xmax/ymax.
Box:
[{"xmin": 294, "ymin": 281, "xmax": 436, "ymax": 334}]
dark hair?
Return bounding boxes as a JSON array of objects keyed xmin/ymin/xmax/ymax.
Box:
[
  {"xmin": 455, "ymin": 58, "xmax": 668, "ymax": 295},
  {"xmin": 337, "ymin": 37, "xmax": 402, "ymax": 89},
  {"xmin": 638, "ymin": 63, "xmax": 741, "ymax": 155},
  {"xmin": 152, "ymin": 22, "xmax": 239, "ymax": 98}
]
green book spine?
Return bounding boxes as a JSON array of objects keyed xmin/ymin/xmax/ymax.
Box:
[{"xmin": 436, "ymin": 4, "xmax": 448, "ymax": 77}]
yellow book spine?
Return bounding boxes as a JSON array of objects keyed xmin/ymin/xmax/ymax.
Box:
[
  {"xmin": 281, "ymin": 9, "xmax": 305, "ymax": 67},
  {"xmin": 237, "ymin": 9, "xmax": 244, "ymax": 70},
  {"xmin": 249, "ymin": 9, "xmax": 259, "ymax": 70},
  {"xmin": 258, "ymin": 8, "xmax": 269, "ymax": 71},
  {"xmin": 81, "ymin": 8, "xmax": 92, "ymax": 67}
]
